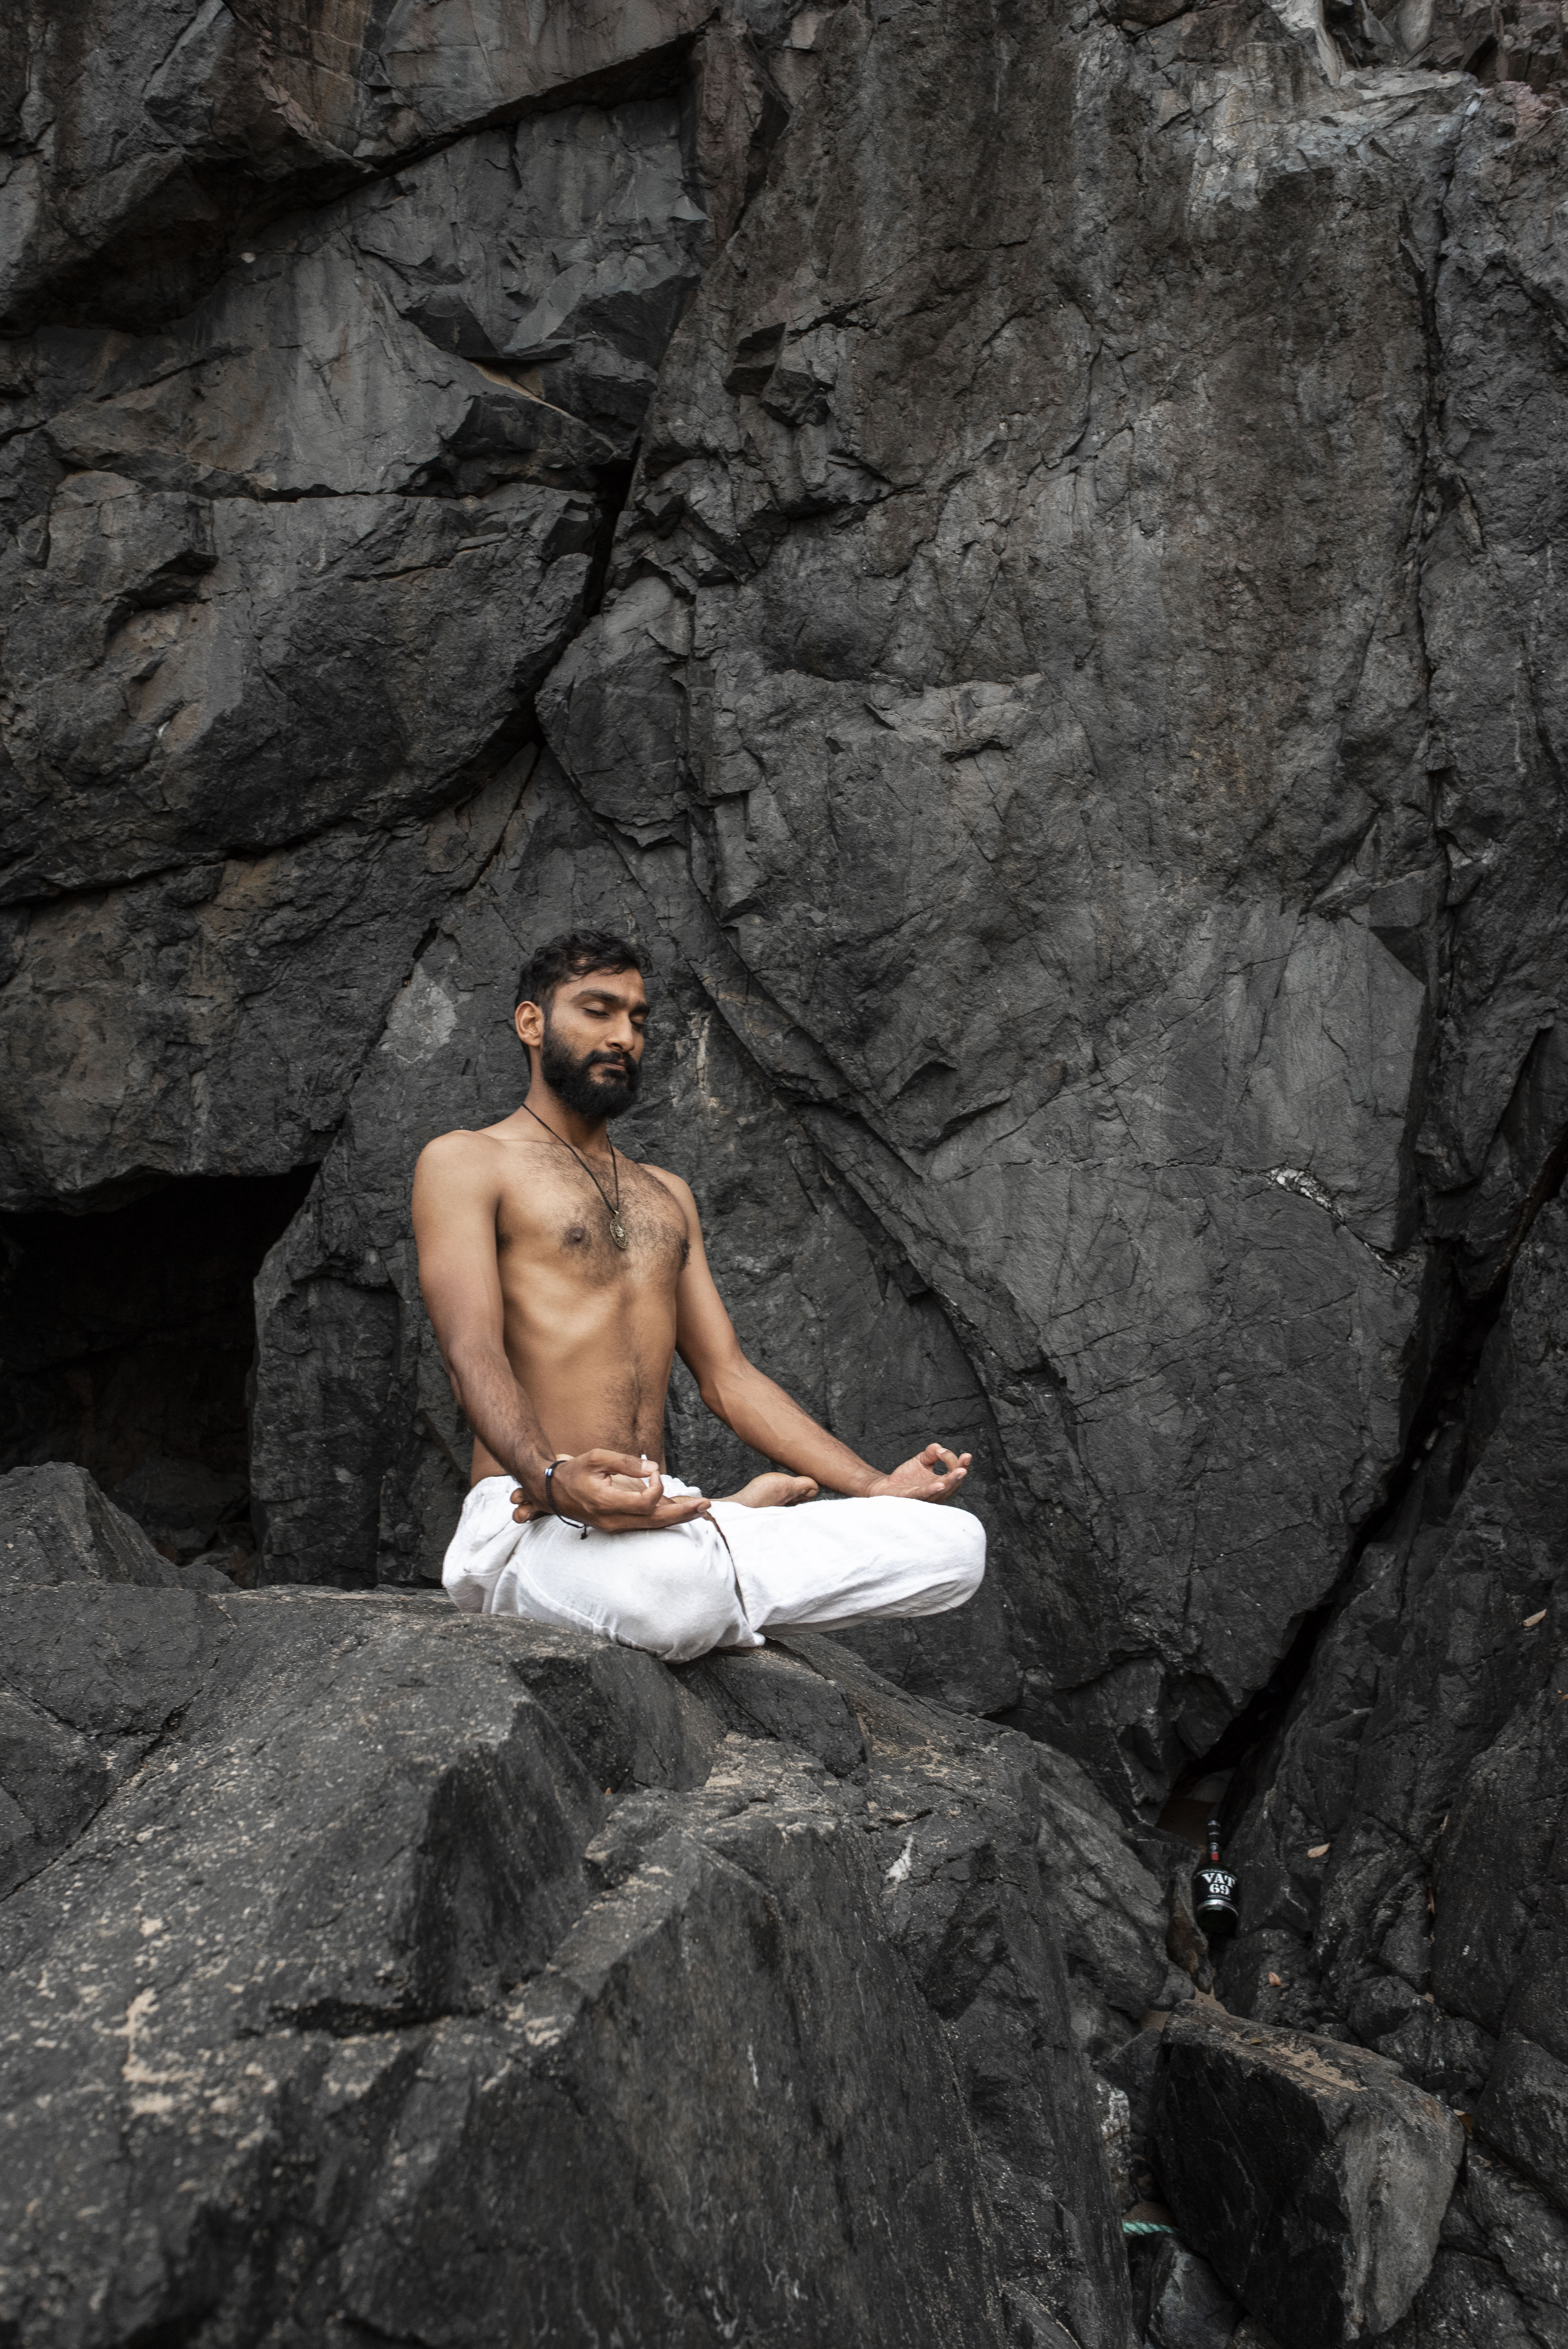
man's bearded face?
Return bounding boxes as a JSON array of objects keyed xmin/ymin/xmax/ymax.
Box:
[{"xmin": 540, "ymin": 1006, "xmax": 641, "ymax": 1119}]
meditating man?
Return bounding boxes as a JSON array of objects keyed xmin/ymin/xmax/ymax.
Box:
[{"xmin": 413, "ymin": 927, "xmax": 985, "ymax": 1661}]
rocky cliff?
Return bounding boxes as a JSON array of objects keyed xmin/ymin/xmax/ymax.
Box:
[
  {"xmin": 0, "ymin": 1461, "xmax": 1133, "ymax": 2348},
  {"xmin": 3, "ymin": 0, "xmax": 1567, "ymax": 2343}
]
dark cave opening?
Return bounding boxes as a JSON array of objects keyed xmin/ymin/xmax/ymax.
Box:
[{"xmin": 0, "ymin": 1168, "xmax": 315, "ymax": 1566}]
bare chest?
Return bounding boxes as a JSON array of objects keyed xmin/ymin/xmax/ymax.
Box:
[{"xmin": 496, "ymin": 1157, "xmax": 687, "ymax": 1290}]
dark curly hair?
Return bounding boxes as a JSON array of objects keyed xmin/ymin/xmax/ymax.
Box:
[{"xmin": 516, "ymin": 928, "xmax": 643, "ymax": 1011}]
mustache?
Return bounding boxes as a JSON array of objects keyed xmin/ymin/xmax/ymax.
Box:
[{"xmin": 586, "ymin": 1050, "xmax": 634, "ymax": 1073}]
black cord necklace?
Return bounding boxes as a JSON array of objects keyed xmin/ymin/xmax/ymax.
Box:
[{"xmin": 522, "ymin": 1101, "xmax": 628, "ymax": 1250}]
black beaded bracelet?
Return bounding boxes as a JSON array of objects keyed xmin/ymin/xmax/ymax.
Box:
[{"xmin": 544, "ymin": 1458, "xmax": 589, "ymax": 1540}]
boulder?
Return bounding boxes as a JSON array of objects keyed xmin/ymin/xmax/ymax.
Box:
[
  {"xmin": 1152, "ymin": 2006, "xmax": 1464, "ymax": 2349},
  {"xmin": 1381, "ymin": 2142, "xmax": 1568, "ymax": 2348},
  {"xmin": 0, "ymin": 1458, "xmax": 230, "ymax": 1591},
  {"xmin": 0, "ymin": 1462, "xmax": 238, "ymax": 1899},
  {"xmin": 0, "ymin": 1558, "xmax": 1131, "ymax": 2347},
  {"xmin": 782, "ymin": 1631, "xmax": 1133, "ymax": 2349},
  {"xmin": 1137, "ymin": 2239, "xmax": 1240, "ymax": 2349}
]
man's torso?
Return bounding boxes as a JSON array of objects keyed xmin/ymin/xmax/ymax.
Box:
[{"xmin": 468, "ymin": 1123, "xmax": 689, "ymax": 1484}]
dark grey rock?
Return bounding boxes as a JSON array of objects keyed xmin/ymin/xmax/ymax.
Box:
[
  {"xmin": 534, "ymin": 0, "xmax": 1525, "ymax": 1816},
  {"xmin": 3, "ymin": 1578, "xmax": 233, "ymax": 1737},
  {"xmin": 1104, "ymin": 2024, "xmax": 1172, "ymax": 2209},
  {"xmin": 0, "ymin": 768, "xmax": 532, "ymax": 1203},
  {"xmin": 1140, "ymin": 2240, "xmax": 1240, "ymax": 2349},
  {"xmin": 4, "ymin": 4, "xmax": 1568, "ymax": 2334},
  {"xmin": 0, "ymin": 1593, "xmax": 1129, "ymax": 2348},
  {"xmin": 1032, "ymin": 1739, "xmax": 1191, "ymax": 2055},
  {"xmin": 0, "ymin": 0, "xmax": 717, "ymax": 330},
  {"xmin": 782, "ymin": 1631, "xmax": 1133, "ymax": 2348},
  {"xmin": 1153, "ymin": 2006, "xmax": 1464, "ymax": 2349},
  {"xmin": 1095, "ymin": 2071, "xmax": 1137, "ymax": 2212},
  {"xmin": 1382, "ymin": 2144, "xmax": 1568, "ymax": 2349},
  {"xmin": 0, "ymin": 1457, "xmax": 216, "ymax": 1589},
  {"xmin": 1477, "ymin": 2035, "xmax": 1568, "ymax": 2218},
  {"xmin": 1217, "ymin": 1192, "xmax": 1568, "ymax": 2154},
  {"xmin": 0, "ymin": 1463, "xmax": 238, "ymax": 1896},
  {"xmin": 0, "ymin": 442, "xmax": 593, "ymax": 904},
  {"xmin": 6, "ymin": 0, "xmax": 1568, "ymax": 1870},
  {"xmin": 0, "ymin": 1585, "xmax": 232, "ymax": 1897},
  {"xmin": 0, "ymin": 70, "xmax": 728, "ymax": 1205},
  {"xmin": 676, "ymin": 1640, "xmax": 868, "ymax": 1777}
]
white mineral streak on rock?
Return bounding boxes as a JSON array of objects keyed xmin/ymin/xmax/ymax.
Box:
[{"xmin": 380, "ymin": 967, "xmax": 459, "ymax": 1065}]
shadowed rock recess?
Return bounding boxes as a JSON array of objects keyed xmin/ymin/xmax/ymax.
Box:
[{"xmin": 3, "ymin": 0, "xmax": 1567, "ymax": 2342}]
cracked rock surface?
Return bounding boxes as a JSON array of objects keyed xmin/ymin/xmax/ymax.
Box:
[
  {"xmin": 6, "ymin": 0, "xmax": 1568, "ymax": 2338},
  {"xmin": 7, "ymin": 0, "xmax": 1566, "ymax": 1772},
  {"xmin": 0, "ymin": 1465, "xmax": 1128, "ymax": 2348},
  {"xmin": 1153, "ymin": 2004, "xmax": 1464, "ymax": 2349}
]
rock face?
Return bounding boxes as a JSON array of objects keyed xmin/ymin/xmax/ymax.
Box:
[
  {"xmin": 1382, "ymin": 2142, "xmax": 1568, "ymax": 2349},
  {"xmin": 1153, "ymin": 2006, "xmax": 1465, "ymax": 2349},
  {"xmin": 6, "ymin": 0, "xmax": 1568, "ymax": 2337},
  {"xmin": 1215, "ymin": 1189, "xmax": 1568, "ymax": 2342},
  {"xmin": 0, "ymin": 1466, "xmax": 1128, "ymax": 2348},
  {"xmin": 4, "ymin": 0, "xmax": 1566, "ymax": 1789}
]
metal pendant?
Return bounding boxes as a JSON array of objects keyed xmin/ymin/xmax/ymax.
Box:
[{"xmin": 609, "ymin": 1215, "xmax": 629, "ymax": 1251}]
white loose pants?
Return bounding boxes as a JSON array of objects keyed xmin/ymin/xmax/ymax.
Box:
[{"xmin": 441, "ymin": 1475, "xmax": 985, "ymax": 1663}]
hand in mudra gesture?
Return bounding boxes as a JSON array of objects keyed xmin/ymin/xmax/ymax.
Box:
[
  {"xmin": 867, "ymin": 1443, "xmax": 972, "ymax": 1502},
  {"xmin": 512, "ymin": 1450, "xmax": 710, "ymax": 1534}
]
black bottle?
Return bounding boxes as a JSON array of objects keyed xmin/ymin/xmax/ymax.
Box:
[{"xmin": 1192, "ymin": 1816, "xmax": 1240, "ymax": 1941}]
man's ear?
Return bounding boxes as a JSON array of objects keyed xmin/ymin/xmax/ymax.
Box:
[{"xmin": 515, "ymin": 1000, "xmax": 543, "ymax": 1053}]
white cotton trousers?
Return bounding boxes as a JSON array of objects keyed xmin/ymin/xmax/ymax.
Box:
[{"xmin": 441, "ymin": 1475, "xmax": 985, "ymax": 1664}]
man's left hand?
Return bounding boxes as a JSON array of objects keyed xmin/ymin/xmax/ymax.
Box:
[{"xmin": 868, "ymin": 1444, "xmax": 971, "ymax": 1502}]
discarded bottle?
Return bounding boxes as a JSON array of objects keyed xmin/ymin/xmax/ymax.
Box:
[{"xmin": 1192, "ymin": 1815, "xmax": 1240, "ymax": 1942}]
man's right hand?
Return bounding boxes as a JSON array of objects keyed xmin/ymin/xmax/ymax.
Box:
[{"xmin": 512, "ymin": 1451, "xmax": 711, "ymax": 1534}]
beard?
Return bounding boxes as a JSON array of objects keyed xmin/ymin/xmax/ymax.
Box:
[{"xmin": 539, "ymin": 1015, "xmax": 641, "ymax": 1120}]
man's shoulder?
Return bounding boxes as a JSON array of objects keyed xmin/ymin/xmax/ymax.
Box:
[
  {"xmin": 637, "ymin": 1160, "xmax": 696, "ymax": 1208},
  {"xmin": 418, "ymin": 1124, "xmax": 501, "ymax": 1158},
  {"xmin": 414, "ymin": 1125, "xmax": 512, "ymax": 1188}
]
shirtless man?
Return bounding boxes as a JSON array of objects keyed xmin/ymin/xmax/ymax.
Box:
[{"xmin": 412, "ymin": 927, "xmax": 984, "ymax": 1661}]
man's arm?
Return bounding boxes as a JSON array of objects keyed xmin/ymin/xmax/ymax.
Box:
[
  {"xmin": 412, "ymin": 1135, "xmax": 706, "ymax": 1533},
  {"xmin": 654, "ymin": 1169, "xmax": 971, "ymax": 1502},
  {"xmin": 413, "ymin": 1134, "xmax": 559, "ymax": 1506}
]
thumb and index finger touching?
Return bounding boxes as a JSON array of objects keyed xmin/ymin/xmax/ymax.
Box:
[{"xmin": 512, "ymin": 1448, "xmax": 711, "ymax": 1530}]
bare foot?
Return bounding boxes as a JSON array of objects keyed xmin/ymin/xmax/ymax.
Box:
[{"xmin": 722, "ymin": 1472, "xmax": 820, "ymax": 1508}]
